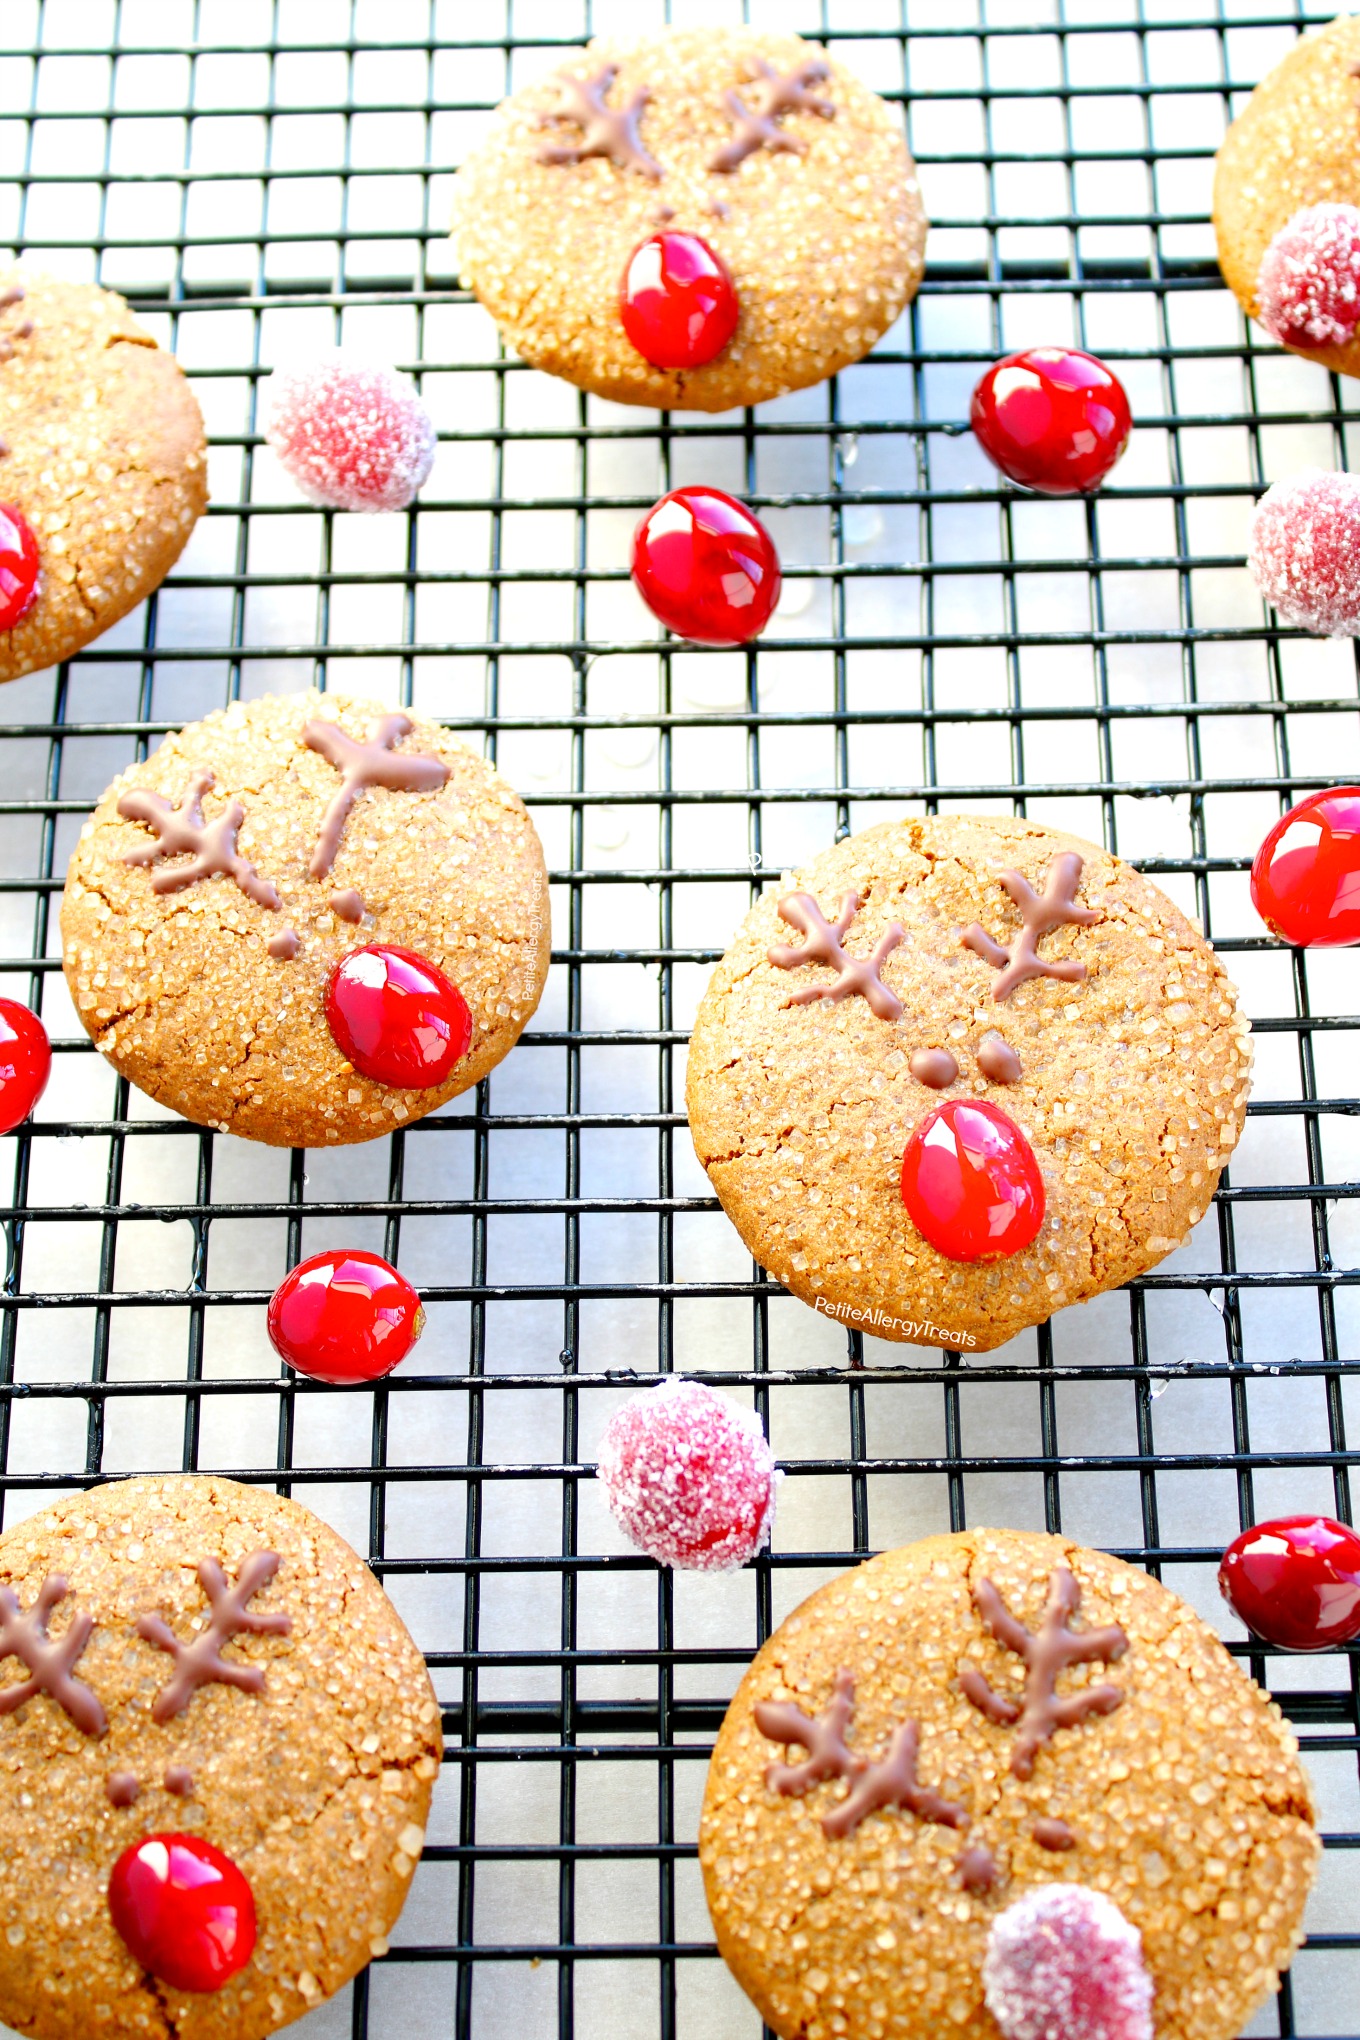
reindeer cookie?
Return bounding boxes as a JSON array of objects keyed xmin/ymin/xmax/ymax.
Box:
[
  {"xmin": 0, "ymin": 1473, "xmax": 441, "ymax": 2040},
  {"xmin": 450, "ymin": 28, "xmax": 927, "ymax": 411},
  {"xmin": 61, "ymin": 689, "xmax": 551, "ymax": 1146},
  {"xmin": 701, "ymin": 1529, "xmax": 1317, "ymax": 2040},
  {"xmin": 686, "ymin": 814, "xmax": 1252, "ymax": 1352}
]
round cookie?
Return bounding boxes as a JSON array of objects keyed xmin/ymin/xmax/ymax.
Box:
[
  {"xmin": 61, "ymin": 689, "xmax": 551, "ymax": 1147},
  {"xmin": 685, "ymin": 814, "xmax": 1252, "ymax": 1352},
  {"xmin": 450, "ymin": 27, "xmax": 927, "ymax": 412},
  {"xmin": 0, "ymin": 270, "xmax": 207, "ymax": 683},
  {"xmin": 0, "ymin": 1472, "xmax": 441, "ymax": 2040},
  {"xmin": 1213, "ymin": 15, "xmax": 1360, "ymax": 376},
  {"xmin": 700, "ymin": 1528, "xmax": 1318, "ymax": 2040}
]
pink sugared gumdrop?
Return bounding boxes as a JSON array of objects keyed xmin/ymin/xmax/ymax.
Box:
[
  {"xmin": 1257, "ymin": 204, "xmax": 1360, "ymax": 349},
  {"xmin": 1247, "ymin": 469, "xmax": 1360, "ymax": 637},
  {"xmin": 264, "ymin": 352, "xmax": 436, "ymax": 512},
  {"xmin": 596, "ymin": 1378, "xmax": 777, "ymax": 1573},
  {"xmin": 983, "ymin": 1885, "xmax": 1153, "ymax": 2040}
]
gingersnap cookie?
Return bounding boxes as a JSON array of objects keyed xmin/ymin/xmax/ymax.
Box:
[
  {"xmin": 450, "ymin": 27, "xmax": 926, "ymax": 412},
  {"xmin": 1213, "ymin": 15, "xmax": 1360, "ymax": 376},
  {"xmin": 0, "ymin": 270, "xmax": 207, "ymax": 683},
  {"xmin": 685, "ymin": 814, "xmax": 1252, "ymax": 1353},
  {"xmin": 0, "ymin": 1472, "xmax": 441, "ymax": 2040},
  {"xmin": 61, "ymin": 689, "xmax": 550, "ymax": 1147},
  {"xmin": 700, "ymin": 1528, "xmax": 1318, "ymax": 2040}
]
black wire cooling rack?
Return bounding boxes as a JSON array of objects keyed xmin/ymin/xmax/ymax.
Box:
[{"xmin": 1, "ymin": 2, "xmax": 1359, "ymax": 2036}]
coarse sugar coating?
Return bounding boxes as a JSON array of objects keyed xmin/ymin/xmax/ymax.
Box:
[
  {"xmin": 450, "ymin": 27, "xmax": 927, "ymax": 412},
  {"xmin": 699, "ymin": 1529, "xmax": 1318, "ymax": 2040},
  {"xmin": 596, "ymin": 1378, "xmax": 777, "ymax": 1572},
  {"xmin": 0, "ymin": 1473, "xmax": 442, "ymax": 2040},
  {"xmin": 684, "ymin": 814, "xmax": 1252, "ymax": 1354},
  {"xmin": 61, "ymin": 689, "xmax": 551, "ymax": 1147},
  {"xmin": 0, "ymin": 270, "xmax": 206, "ymax": 684},
  {"xmin": 1247, "ymin": 468, "xmax": 1360, "ymax": 636},
  {"xmin": 983, "ymin": 1883, "xmax": 1153, "ymax": 2040},
  {"xmin": 1214, "ymin": 14, "xmax": 1360, "ymax": 378},
  {"xmin": 263, "ymin": 353, "xmax": 436, "ymax": 513}
]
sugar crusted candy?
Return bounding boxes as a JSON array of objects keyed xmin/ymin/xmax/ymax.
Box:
[
  {"xmin": 264, "ymin": 352, "xmax": 436, "ymax": 512},
  {"xmin": 983, "ymin": 1885, "xmax": 1153, "ymax": 2040},
  {"xmin": 597, "ymin": 1378, "xmax": 777, "ymax": 1571}
]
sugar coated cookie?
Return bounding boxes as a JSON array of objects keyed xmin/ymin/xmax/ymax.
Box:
[
  {"xmin": 0, "ymin": 1472, "xmax": 441, "ymax": 2040},
  {"xmin": 685, "ymin": 815, "xmax": 1252, "ymax": 1352},
  {"xmin": 450, "ymin": 27, "xmax": 926, "ymax": 412},
  {"xmin": 700, "ymin": 1528, "xmax": 1317, "ymax": 2040},
  {"xmin": 62, "ymin": 690, "xmax": 551, "ymax": 1147},
  {"xmin": 0, "ymin": 270, "xmax": 206, "ymax": 683},
  {"xmin": 1214, "ymin": 15, "xmax": 1360, "ymax": 375}
]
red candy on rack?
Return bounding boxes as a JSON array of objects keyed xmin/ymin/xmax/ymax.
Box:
[
  {"xmin": 267, "ymin": 1248, "xmax": 425, "ymax": 1385},
  {"xmin": 970, "ymin": 347, "xmax": 1131, "ymax": 495},
  {"xmin": 325, "ymin": 943, "xmax": 472, "ymax": 1089},
  {"xmin": 1247, "ymin": 470, "xmax": 1360, "ymax": 636},
  {"xmin": 0, "ymin": 999, "xmax": 49, "ymax": 1135},
  {"xmin": 596, "ymin": 1378, "xmax": 778, "ymax": 1572},
  {"xmin": 1257, "ymin": 203, "xmax": 1360, "ymax": 349},
  {"xmin": 900, "ymin": 1098, "xmax": 1045, "ymax": 1262},
  {"xmin": 1219, "ymin": 1514, "xmax": 1360, "ymax": 1651},
  {"xmin": 620, "ymin": 232, "xmax": 739, "ymax": 370},
  {"xmin": 630, "ymin": 485, "xmax": 781, "ymax": 644},
  {"xmin": 264, "ymin": 352, "xmax": 437, "ymax": 513},
  {"xmin": 108, "ymin": 1833, "xmax": 256, "ymax": 1993},
  {"xmin": 0, "ymin": 505, "xmax": 39, "ymax": 632},
  {"xmin": 1251, "ymin": 787, "xmax": 1360, "ymax": 947},
  {"xmin": 983, "ymin": 1884, "xmax": 1153, "ymax": 2040}
]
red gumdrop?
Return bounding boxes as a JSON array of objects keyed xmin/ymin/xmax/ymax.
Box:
[
  {"xmin": 984, "ymin": 1884, "xmax": 1153, "ymax": 2040},
  {"xmin": 970, "ymin": 347, "xmax": 1131, "ymax": 495},
  {"xmin": 264, "ymin": 352, "xmax": 436, "ymax": 513},
  {"xmin": 901, "ymin": 1098, "xmax": 1045, "ymax": 1262},
  {"xmin": 1257, "ymin": 203, "xmax": 1360, "ymax": 349},
  {"xmin": 267, "ymin": 1248, "xmax": 425, "ymax": 1385},
  {"xmin": 1251, "ymin": 787, "xmax": 1360, "ymax": 947},
  {"xmin": 0, "ymin": 999, "xmax": 50, "ymax": 1134},
  {"xmin": 0, "ymin": 504, "xmax": 40, "ymax": 631},
  {"xmin": 630, "ymin": 486, "xmax": 781, "ymax": 645},
  {"xmin": 108, "ymin": 1834, "xmax": 256, "ymax": 1994},
  {"xmin": 1247, "ymin": 469, "xmax": 1360, "ymax": 636},
  {"xmin": 620, "ymin": 233, "xmax": 739, "ymax": 370},
  {"xmin": 1219, "ymin": 1514, "xmax": 1360, "ymax": 1652},
  {"xmin": 596, "ymin": 1378, "xmax": 778, "ymax": 1573},
  {"xmin": 325, "ymin": 944, "xmax": 472, "ymax": 1090}
]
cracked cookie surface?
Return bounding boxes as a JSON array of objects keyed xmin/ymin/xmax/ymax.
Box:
[
  {"xmin": 701, "ymin": 1529, "xmax": 1317, "ymax": 2040},
  {"xmin": 61, "ymin": 689, "xmax": 552, "ymax": 1147},
  {"xmin": 0, "ymin": 270, "xmax": 206, "ymax": 683},
  {"xmin": 0, "ymin": 1473, "xmax": 441, "ymax": 2040},
  {"xmin": 685, "ymin": 815, "xmax": 1252, "ymax": 1352}
]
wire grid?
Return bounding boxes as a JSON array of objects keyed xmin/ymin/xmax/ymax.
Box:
[{"xmin": 1, "ymin": 0, "xmax": 1359, "ymax": 2035}]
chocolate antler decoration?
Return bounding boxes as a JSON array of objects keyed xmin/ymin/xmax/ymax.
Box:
[
  {"xmin": 709, "ymin": 58, "xmax": 835, "ymax": 174},
  {"xmin": 0, "ymin": 1575, "xmax": 106, "ymax": 1735},
  {"xmin": 303, "ymin": 713, "xmax": 451, "ymax": 879},
  {"xmin": 755, "ymin": 1671, "xmax": 967, "ymax": 1839},
  {"xmin": 959, "ymin": 1567, "xmax": 1127, "ymax": 1779},
  {"xmin": 768, "ymin": 891, "xmax": 905, "ymax": 1020},
  {"xmin": 537, "ymin": 64, "xmax": 661, "ymax": 179},
  {"xmin": 119, "ymin": 770, "xmax": 281, "ymax": 911},
  {"xmin": 961, "ymin": 852, "xmax": 1100, "ymax": 1001},
  {"xmin": 138, "ymin": 1550, "xmax": 291, "ymax": 1722}
]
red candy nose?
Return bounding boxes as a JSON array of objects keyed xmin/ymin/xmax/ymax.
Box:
[
  {"xmin": 1219, "ymin": 1514, "xmax": 1360, "ymax": 1652},
  {"xmin": 0, "ymin": 998, "xmax": 50, "ymax": 1135},
  {"xmin": 970, "ymin": 347, "xmax": 1131, "ymax": 496},
  {"xmin": 1250, "ymin": 787, "xmax": 1360, "ymax": 948},
  {"xmin": 267, "ymin": 1248, "xmax": 425, "ymax": 1384},
  {"xmin": 325, "ymin": 943, "xmax": 471, "ymax": 1089},
  {"xmin": 901, "ymin": 1098, "xmax": 1045, "ymax": 1261},
  {"xmin": 109, "ymin": 1834, "xmax": 256, "ymax": 1993},
  {"xmin": 620, "ymin": 232, "xmax": 739, "ymax": 370},
  {"xmin": 630, "ymin": 485, "xmax": 781, "ymax": 646},
  {"xmin": 0, "ymin": 504, "xmax": 39, "ymax": 632}
]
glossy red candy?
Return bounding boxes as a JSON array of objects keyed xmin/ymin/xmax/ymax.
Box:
[
  {"xmin": 1219, "ymin": 1514, "xmax": 1360, "ymax": 1651},
  {"xmin": 1250, "ymin": 788, "xmax": 1360, "ymax": 947},
  {"xmin": 970, "ymin": 347, "xmax": 1131, "ymax": 495},
  {"xmin": 900, "ymin": 1098, "xmax": 1045, "ymax": 1262},
  {"xmin": 325, "ymin": 943, "xmax": 471, "ymax": 1089},
  {"xmin": 108, "ymin": 1833, "xmax": 256, "ymax": 1993},
  {"xmin": 630, "ymin": 486, "xmax": 781, "ymax": 645},
  {"xmin": 620, "ymin": 233, "xmax": 739, "ymax": 370},
  {"xmin": 0, "ymin": 504, "xmax": 39, "ymax": 631},
  {"xmin": 268, "ymin": 1248, "xmax": 425, "ymax": 1385},
  {"xmin": 0, "ymin": 999, "xmax": 50, "ymax": 1134}
]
